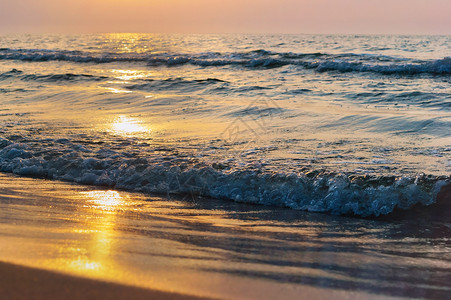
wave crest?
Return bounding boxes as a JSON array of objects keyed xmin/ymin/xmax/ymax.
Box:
[
  {"xmin": 0, "ymin": 139, "xmax": 448, "ymax": 217},
  {"xmin": 1, "ymin": 48, "xmax": 449, "ymax": 76}
]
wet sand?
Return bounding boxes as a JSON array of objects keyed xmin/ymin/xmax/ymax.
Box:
[
  {"xmin": 0, "ymin": 261, "xmax": 208, "ymax": 300},
  {"xmin": 0, "ymin": 173, "xmax": 449, "ymax": 299}
]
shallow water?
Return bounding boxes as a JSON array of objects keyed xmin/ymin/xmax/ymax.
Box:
[
  {"xmin": 0, "ymin": 34, "xmax": 450, "ymax": 216},
  {"xmin": 0, "ymin": 173, "xmax": 449, "ymax": 299}
]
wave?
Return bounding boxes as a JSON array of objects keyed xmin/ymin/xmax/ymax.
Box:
[
  {"xmin": 0, "ymin": 137, "xmax": 449, "ymax": 217},
  {"xmin": 126, "ymin": 77, "xmax": 228, "ymax": 92},
  {"xmin": 1, "ymin": 48, "xmax": 450, "ymax": 75},
  {"xmin": 310, "ymin": 57, "xmax": 451, "ymax": 75},
  {"xmin": 0, "ymin": 48, "xmax": 147, "ymax": 63},
  {"xmin": 348, "ymin": 91, "xmax": 451, "ymax": 109},
  {"xmin": 223, "ymin": 106, "xmax": 286, "ymax": 118},
  {"xmin": 0, "ymin": 69, "xmax": 108, "ymax": 83},
  {"xmin": 0, "ymin": 68, "xmax": 23, "ymax": 80},
  {"xmin": 20, "ymin": 73, "xmax": 108, "ymax": 82}
]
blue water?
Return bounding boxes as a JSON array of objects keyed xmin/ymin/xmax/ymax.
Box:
[{"xmin": 0, "ymin": 34, "xmax": 450, "ymax": 216}]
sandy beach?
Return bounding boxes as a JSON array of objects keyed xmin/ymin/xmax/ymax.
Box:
[
  {"xmin": 0, "ymin": 261, "xmax": 208, "ymax": 300},
  {"xmin": 0, "ymin": 173, "xmax": 449, "ymax": 299}
]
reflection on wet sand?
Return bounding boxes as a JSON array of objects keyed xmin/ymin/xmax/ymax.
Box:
[{"xmin": 57, "ymin": 191, "xmax": 124, "ymax": 277}]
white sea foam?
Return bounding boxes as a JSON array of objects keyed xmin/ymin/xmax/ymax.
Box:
[{"xmin": 0, "ymin": 139, "xmax": 448, "ymax": 217}]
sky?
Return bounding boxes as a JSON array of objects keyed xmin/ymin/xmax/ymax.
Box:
[{"xmin": 0, "ymin": 0, "xmax": 450, "ymax": 35}]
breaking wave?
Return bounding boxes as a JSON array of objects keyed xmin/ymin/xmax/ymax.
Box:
[
  {"xmin": 0, "ymin": 137, "xmax": 448, "ymax": 217},
  {"xmin": 1, "ymin": 48, "xmax": 450, "ymax": 75}
]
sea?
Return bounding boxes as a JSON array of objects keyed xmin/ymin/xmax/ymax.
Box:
[
  {"xmin": 0, "ymin": 34, "xmax": 450, "ymax": 217},
  {"xmin": 0, "ymin": 34, "xmax": 451, "ymax": 299}
]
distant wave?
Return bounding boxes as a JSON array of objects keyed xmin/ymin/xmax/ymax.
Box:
[
  {"xmin": 0, "ymin": 137, "xmax": 449, "ymax": 217},
  {"xmin": 20, "ymin": 73, "xmax": 108, "ymax": 82},
  {"xmin": 1, "ymin": 48, "xmax": 450, "ymax": 75},
  {"xmin": 310, "ymin": 57, "xmax": 451, "ymax": 75},
  {"xmin": 126, "ymin": 77, "xmax": 228, "ymax": 92},
  {"xmin": 0, "ymin": 48, "xmax": 148, "ymax": 63},
  {"xmin": 0, "ymin": 69, "xmax": 108, "ymax": 83}
]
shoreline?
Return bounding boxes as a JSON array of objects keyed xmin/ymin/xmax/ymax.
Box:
[
  {"xmin": 0, "ymin": 172, "xmax": 449, "ymax": 299},
  {"xmin": 0, "ymin": 261, "xmax": 208, "ymax": 300},
  {"xmin": 0, "ymin": 170, "xmax": 448, "ymax": 219}
]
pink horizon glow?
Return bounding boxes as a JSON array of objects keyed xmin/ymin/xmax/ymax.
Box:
[{"xmin": 1, "ymin": 0, "xmax": 450, "ymax": 35}]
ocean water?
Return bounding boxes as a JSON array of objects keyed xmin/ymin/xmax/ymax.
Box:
[{"xmin": 0, "ymin": 34, "xmax": 450, "ymax": 217}]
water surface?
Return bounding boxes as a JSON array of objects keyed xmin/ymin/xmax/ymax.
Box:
[{"xmin": 0, "ymin": 34, "xmax": 450, "ymax": 216}]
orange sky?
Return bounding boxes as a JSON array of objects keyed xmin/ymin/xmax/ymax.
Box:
[{"xmin": 1, "ymin": 0, "xmax": 450, "ymax": 34}]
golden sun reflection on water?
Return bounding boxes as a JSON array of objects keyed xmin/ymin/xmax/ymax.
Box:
[
  {"xmin": 105, "ymin": 87, "xmax": 133, "ymax": 94},
  {"xmin": 111, "ymin": 115, "xmax": 151, "ymax": 136},
  {"xmin": 112, "ymin": 69, "xmax": 147, "ymax": 81}
]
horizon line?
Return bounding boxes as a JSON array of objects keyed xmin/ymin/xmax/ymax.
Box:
[{"xmin": 1, "ymin": 31, "xmax": 451, "ymax": 36}]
